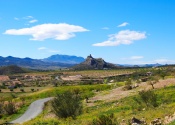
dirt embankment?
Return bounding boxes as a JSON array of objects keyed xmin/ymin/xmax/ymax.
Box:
[{"xmin": 88, "ymin": 78, "xmax": 175, "ymax": 106}]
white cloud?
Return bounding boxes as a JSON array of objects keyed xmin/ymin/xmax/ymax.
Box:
[
  {"xmin": 4, "ymin": 23, "xmax": 89, "ymax": 41},
  {"xmin": 102, "ymin": 27, "xmax": 109, "ymax": 30},
  {"xmin": 93, "ymin": 30, "xmax": 146, "ymax": 46},
  {"xmin": 38, "ymin": 47, "xmax": 59, "ymax": 53},
  {"xmin": 38, "ymin": 47, "xmax": 47, "ymax": 50},
  {"xmin": 130, "ymin": 56, "xmax": 143, "ymax": 60},
  {"xmin": 118, "ymin": 22, "xmax": 129, "ymax": 27},
  {"xmin": 29, "ymin": 19, "xmax": 38, "ymax": 23}
]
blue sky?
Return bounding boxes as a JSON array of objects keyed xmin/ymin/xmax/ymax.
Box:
[{"xmin": 0, "ymin": 0, "xmax": 175, "ymax": 64}]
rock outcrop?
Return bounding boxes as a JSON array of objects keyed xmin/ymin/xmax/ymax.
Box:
[{"xmin": 72, "ymin": 54, "xmax": 118, "ymax": 70}]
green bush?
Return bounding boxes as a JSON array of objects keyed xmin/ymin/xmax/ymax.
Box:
[
  {"xmin": 91, "ymin": 113, "xmax": 118, "ymax": 125},
  {"xmin": 138, "ymin": 90, "xmax": 158, "ymax": 107},
  {"xmin": 51, "ymin": 90, "xmax": 83, "ymax": 119}
]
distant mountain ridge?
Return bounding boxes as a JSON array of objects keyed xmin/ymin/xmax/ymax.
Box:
[
  {"xmin": 0, "ymin": 56, "xmax": 77, "ymax": 70},
  {"xmin": 42, "ymin": 54, "xmax": 85, "ymax": 64},
  {"xmin": 73, "ymin": 54, "xmax": 119, "ymax": 70}
]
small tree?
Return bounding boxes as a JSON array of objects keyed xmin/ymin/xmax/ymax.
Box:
[
  {"xmin": 147, "ymin": 78, "xmax": 159, "ymax": 89},
  {"xmin": 51, "ymin": 90, "xmax": 83, "ymax": 119}
]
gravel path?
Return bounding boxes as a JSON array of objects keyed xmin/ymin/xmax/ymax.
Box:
[{"xmin": 11, "ymin": 97, "xmax": 53, "ymax": 124}]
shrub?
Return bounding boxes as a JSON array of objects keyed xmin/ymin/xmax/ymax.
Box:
[
  {"xmin": 91, "ymin": 113, "xmax": 118, "ymax": 125},
  {"xmin": 31, "ymin": 88, "xmax": 34, "ymax": 92},
  {"xmin": 51, "ymin": 90, "xmax": 83, "ymax": 119},
  {"xmin": 123, "ymin": 79, "xmax": 132, "ymax": 90},
  {"xmin": 10, "ymin": 89, "xmax": 14, "ymax": 92},
  {"xmin": 0, "ymin": 102, "xmax": 4, "ymax": 115},
  {"xmin": 20, "ymin": 88, "xmax": 24, "ymax": 92},
  {"xmin": 138, "ymin": 90, "xmax": 158, "ymax": 107},
  {"xmin": 3, "ymin": 101, "xmax": 17, "ymax": 115},
  {"xmin": 11, "ymin": 93, "xmax": 17, "ymax": 98}
]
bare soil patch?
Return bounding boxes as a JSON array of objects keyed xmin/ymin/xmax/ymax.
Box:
[{"xmin": 88, "ymin": 78, "xmax": 175, "ymax": 106}]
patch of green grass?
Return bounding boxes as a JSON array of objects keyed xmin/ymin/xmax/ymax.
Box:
[{"xmin": 169, "ymin": 120, "xmax": 175, "ymax": 125}]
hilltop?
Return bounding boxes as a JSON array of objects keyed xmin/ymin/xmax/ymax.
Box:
[
  {"xmin": 0, "ymin": 65, "xmax": 27, "ymax": 75},
  {"xmin": 72, "ymin": 54, "xmax": 119, "ymax": 70}
]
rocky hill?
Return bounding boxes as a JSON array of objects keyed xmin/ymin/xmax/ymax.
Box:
[{"xmin": 72, "ymin": 54, "xmax": 118, "ymax": 70}]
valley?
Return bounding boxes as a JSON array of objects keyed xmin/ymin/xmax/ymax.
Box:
[{"xmin": 0, "ymin": 64, "xmax": 175, "ymax": 124}]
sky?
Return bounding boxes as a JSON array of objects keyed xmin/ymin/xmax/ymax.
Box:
[{"xmin": 0, "ymin": 0, "xmax": 175, "ymax": 64}]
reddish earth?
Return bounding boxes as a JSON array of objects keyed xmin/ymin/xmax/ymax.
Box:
[{"xmin": 0, "ymin": 75, "xmax": 10, "ymax": 81}]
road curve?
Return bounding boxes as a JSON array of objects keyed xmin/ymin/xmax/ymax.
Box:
[{"xmin": 11, "ymin": 97, "xmax": 53, "ymax": 124}]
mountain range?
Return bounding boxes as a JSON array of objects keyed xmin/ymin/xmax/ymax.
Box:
[
  {"xmin": 0, "ymin": 54, "xmax": 165, "ymax": 70},
  {"xmin": 0, "ymin": 55, "xmax": 85, "ymax": 70}
]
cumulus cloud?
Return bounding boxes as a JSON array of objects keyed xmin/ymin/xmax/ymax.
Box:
[
  {"xmin": 93, "ymin": 30, "xmax": 146, "ymax": 46},
  {"xmin": 118, "ymin": 22, "xmax": 129, "ymax": 27},
  {"xmin": 130, "ymin": 56, "xmax": 143, "ymax": 60},
  {"xmin": 4, "ymin": 23, "xmax": 89, "ymax": 41},
  {"xmin": 29, "ymin": 19, "xmax": 38, "ymax": 23}
]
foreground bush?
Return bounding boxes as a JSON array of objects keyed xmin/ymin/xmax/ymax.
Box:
[
  {"xmin": 91, "ymin": 113, "xmax": 118, "ymax": 125},
  {"xmin": 52, "ymin": 90, "xmax": 83, "ymax": 119}
]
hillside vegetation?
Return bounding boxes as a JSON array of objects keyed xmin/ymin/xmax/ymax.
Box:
[
  {"xmin": 0, "ymin": 65, "xmax": 27, "ymax": 75},
  {"xmin": 0, "ymin": 66, "xmax": 175, "ymax": 124}
]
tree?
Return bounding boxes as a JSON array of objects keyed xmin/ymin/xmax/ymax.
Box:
[
  {"xmin": 51, "ymin": 90, "xmax": 83, "ymax": 119},
  {"xmin": 147, "ymin": 78, "xmax": 159, "ymax": 89},
  {"xmin": 160, "ymin": 71, "xmax": 166, "ymax": 79}
]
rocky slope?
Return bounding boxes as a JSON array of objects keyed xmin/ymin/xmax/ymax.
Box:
[{"xmin": 72, "ymin": 54, "xmax": 118, "ymax": 70}]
